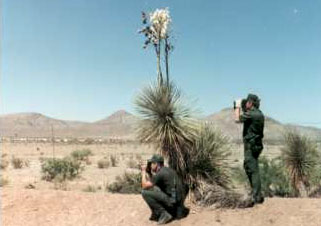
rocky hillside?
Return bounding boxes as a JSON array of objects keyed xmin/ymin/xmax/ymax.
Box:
[{"xmin": 1, "ymin": 109, "xmax": 320, "ymax": 142}]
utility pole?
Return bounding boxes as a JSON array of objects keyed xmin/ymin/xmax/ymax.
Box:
[{"xmin": 51, "ymin": 125, "xmax": 55, "ymax": 159}]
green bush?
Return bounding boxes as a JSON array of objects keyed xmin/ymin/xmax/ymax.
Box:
[
  {"xmin": 233, "ymin": 156, "xmax": 294, "ymax": 197},
  {"xmin": 71, "ymin": 149, "xmax": 92, "ymax": 161},
  {"xmin": 41, "ymin": 157, "xmax": 82, "ymax": 181},
  {"xmin": 107, "ymin": 172, "xmax": 141, "ymax": 194}
]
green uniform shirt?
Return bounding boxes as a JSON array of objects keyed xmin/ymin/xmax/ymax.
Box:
[
  {"xmin": 240, "ymin": 107, "xmax": 265, "ymax": 142},
  {"xmin": 152, "ymin": 167, "xmax": 183, "ymax": 201}
]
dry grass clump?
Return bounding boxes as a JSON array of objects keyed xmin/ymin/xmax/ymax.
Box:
[
  {"xmin": 83, "ymin": 185, "xmax": 97, "ymax": 193},
  {"xmin": 0, "ymin": 177, "xmax": 9, "ymax": 187},
  {"xmin": 126, "ymin": 159, "xmax": 139, "ymax": 169},
  {"xmin": 110, "ymin": 155, "xmax": 118, "ymax": 167},
  {"xmin": 0, "ymin": 159, "xmax": 9, "ymax": 169},
  {"xmin": 11, "ymin": 156, "xmax": 29, "ymax": 169},
  {"xmin": 193, "ymin": 180, "xmax": 243, "ymax": 208},
  {"xmin": 97, "ymin": 159, "xmax": 110, "ymax": 169}
]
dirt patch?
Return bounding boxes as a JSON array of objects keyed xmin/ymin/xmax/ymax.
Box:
[{"xmin": 2, "ymin": 188, "xmax": 321, "ymax": 226}]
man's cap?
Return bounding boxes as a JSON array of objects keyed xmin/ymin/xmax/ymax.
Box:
[
  {"xmin": 148, "ymin": 154, "xmax": 164, "ymax": 163},
  {"xmin": 246, "ymin": 93, "xmax": 260, "ymax": 102}
]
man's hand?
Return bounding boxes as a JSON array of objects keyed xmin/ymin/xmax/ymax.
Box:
[{"xmin": 140, "ymin": 161, "xmax": 146, "ymax": 171}]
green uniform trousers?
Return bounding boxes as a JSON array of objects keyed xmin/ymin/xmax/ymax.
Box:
[
  {"xmin": 243, "ymin": 140, "xmax": 263, "ymax": 201},
  {"xmin": 142, "ymin": 188, "xmax": 174, "ymax": 217}
]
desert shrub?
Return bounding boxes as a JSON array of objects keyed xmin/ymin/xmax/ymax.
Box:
[
  {"xmin": 71, "ymin": 149, "xmax": 92, "ymax": 161},
  {"xmin": 127, "ymin": 159, "xmax": 139, "ymax": 169},
  {"xmin": 107, "ymin": 172, "xmax": 141, "ymax": 194},
  {"xmin": 25, "ymin": 183, "xmax": 36, "ymax": 189},
  {"xmin": 0, "ymin": 159, "xmax": 9, "ymax": 169},
  {"xmin": 110, "ymin": 155, "xmax": 118, "ymax": 167},
  {"xmin": 97, "ymin": 159, "xmax": 110, "ymax": 169},
  {"xmin": 11, "ymin": 156, "xmax": 27, "ymax": 169},
  {"xmin": 281, "ymin": 130, "xmax": 321, "ymax": 196},
  {"xmin": 41, "ymin": 157, "xmax": 82, "ymax": 181},
  {"xmin": 83, "ymin": 185, "xmax": 97, "ymax": 193},
  {"xmin": 232, "ymin": 156, "xmax": 294, "ymax": 197},
  {"xmin": 0, "ymin": 177, "xmax": 9, "ymax": 187}
]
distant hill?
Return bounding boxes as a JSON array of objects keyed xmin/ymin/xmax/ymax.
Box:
[
  {"xmin": 1, "ymin": 109, "xmax": 320, "ymax": 142},
  {"xmin": 0, "ymin": 113, "xmax": 88, "ymax": 137}
]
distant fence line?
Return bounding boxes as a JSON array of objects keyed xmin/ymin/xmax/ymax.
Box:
[
  {"xmin": 1, "ymin": 136, "xmax": 320, "ymax": 146},
  {"xmin": 0, "ymin": 136, "xmax": 140, "ymax": 145}
]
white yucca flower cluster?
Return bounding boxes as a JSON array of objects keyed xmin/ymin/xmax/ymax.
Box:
[{"xmin": 149, "ymin": 8, "xmax": 171, "ymax": 39}]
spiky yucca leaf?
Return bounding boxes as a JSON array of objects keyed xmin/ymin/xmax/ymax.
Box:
[
  {"xmin": 135, "ymin": 81, "xmax": 197, "ymax": 176},
  {"xmin": 281, "ymin": 130, "xmax": 319, "ymax": 196},
  {"xmin": 189, "ymin": 125, "xmax": 232, "ymax": 189}
]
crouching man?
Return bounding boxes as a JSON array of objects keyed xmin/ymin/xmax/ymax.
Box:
[{"xmin": 141, "ymin": 154, "xmax": 188, "ymax": 224}]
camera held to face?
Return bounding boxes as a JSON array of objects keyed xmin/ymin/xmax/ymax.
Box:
[{"xmin": 233, "ymin": 98, "xmax": 247, "ymax": 112}]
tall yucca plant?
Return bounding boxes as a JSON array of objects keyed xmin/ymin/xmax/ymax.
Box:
[
  {"xmin": 135, "ymin": 81, "xmax": 196, "ymax": 177},
  {"xmin": 281, "ymin": 130, "xmax": 319, "ymax": 196}
]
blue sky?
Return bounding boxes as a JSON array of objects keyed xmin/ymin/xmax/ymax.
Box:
[{"xmin": 1, "ymin": 0, "xmax": 321, "ymax": 127}]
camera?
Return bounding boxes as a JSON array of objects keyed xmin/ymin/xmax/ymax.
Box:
[
  {"xmin": 146, "ymin": 160, "xmax": 152, "ymax": 177},
  {"xmin": 233, "ymin": 98, "xmax": 247, "ymax": 112}
]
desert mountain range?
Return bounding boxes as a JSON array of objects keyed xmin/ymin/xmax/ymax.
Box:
[{"xmin": 1, "ymin": 109, "xmax": 320, "ymax": 142}]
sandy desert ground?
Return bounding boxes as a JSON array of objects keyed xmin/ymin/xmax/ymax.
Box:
[{"xmin": 1, "ymin": 142, "xmax": 321, "ymax": 226}]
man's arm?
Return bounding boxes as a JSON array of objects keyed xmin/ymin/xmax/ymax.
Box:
[{"xmin": 141, "ymin": 165, "xmax": 153, "ymax": 189}]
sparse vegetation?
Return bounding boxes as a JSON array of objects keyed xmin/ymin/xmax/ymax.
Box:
[
  {"xmin": 25, "ymin": 183, "xmax": 36, "ymax": 189},
  {"xmin": 0, "ymin": 177, "xmax": 9, "ymax": 187},
  {"xmin": 0, "ymin": 159, "xmax": 9, "ymax": 169},
  {"xmin": 11, "ymin": 156, "xmax": 28, "ymax": 169},
  {"xmin": 126, "ymin": 159, "xmax": 139, "ymax": 169},
  {"xmin": 41, "ymin": 157, "xmax": 82, "ymax": 181},
  {"xmin": 83, "ymin": 185, "xmax": 97, "ymax": 193},
  {"xmin": 107, "ymin": 172, "xmax": 141, "ymax": 194},
  {"xmin": 135, "ymin": 154, "xmax": 142, "ymax": 161},
  {"xmin": 97, "ymin": 159, "xmax": 110, "ymax": 169},
  {"xmin": 233, "ymin": 156, "xmax": 294, "ymax": 198},
  {"xmin": 71, "ymin": 149, "xmax": 93, "ymax": 161},
  {"xmin": 110, "ymin": 155, "xmax": 118, "ymax": 167}
]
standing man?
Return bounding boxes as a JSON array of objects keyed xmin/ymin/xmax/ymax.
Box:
[
  {"xmin": 141, "ymin": 154, "xmax": 188, "ymax": 224},
  {"xmin": 234, "ymin": 94, "xmax": 265, "ymax": 205}
]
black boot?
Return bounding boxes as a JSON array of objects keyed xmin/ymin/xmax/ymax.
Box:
[
  {"xmin": 149, "ymin": 212, "xmax": 159, "ymax": 222},
  {"xmin": 157, "ymin": 211, "xmax": 173, "ymax": 225}
]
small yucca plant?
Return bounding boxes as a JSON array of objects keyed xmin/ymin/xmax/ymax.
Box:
[
  {"xmin": 189, "ymin": 125, "xmax": 231, "ymax": 189},
  {"xmin": 281, "ymin": 130, "xmax": 320, "ymax": 196},
  {"xmin": 135, "ymin": 81, "xmax": 196, "ymax": 178}
]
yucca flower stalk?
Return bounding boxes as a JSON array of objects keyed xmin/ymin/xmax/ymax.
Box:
[{"xmin": 139, "ymin": 8, "xmax": 173, "ymax": 86}]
